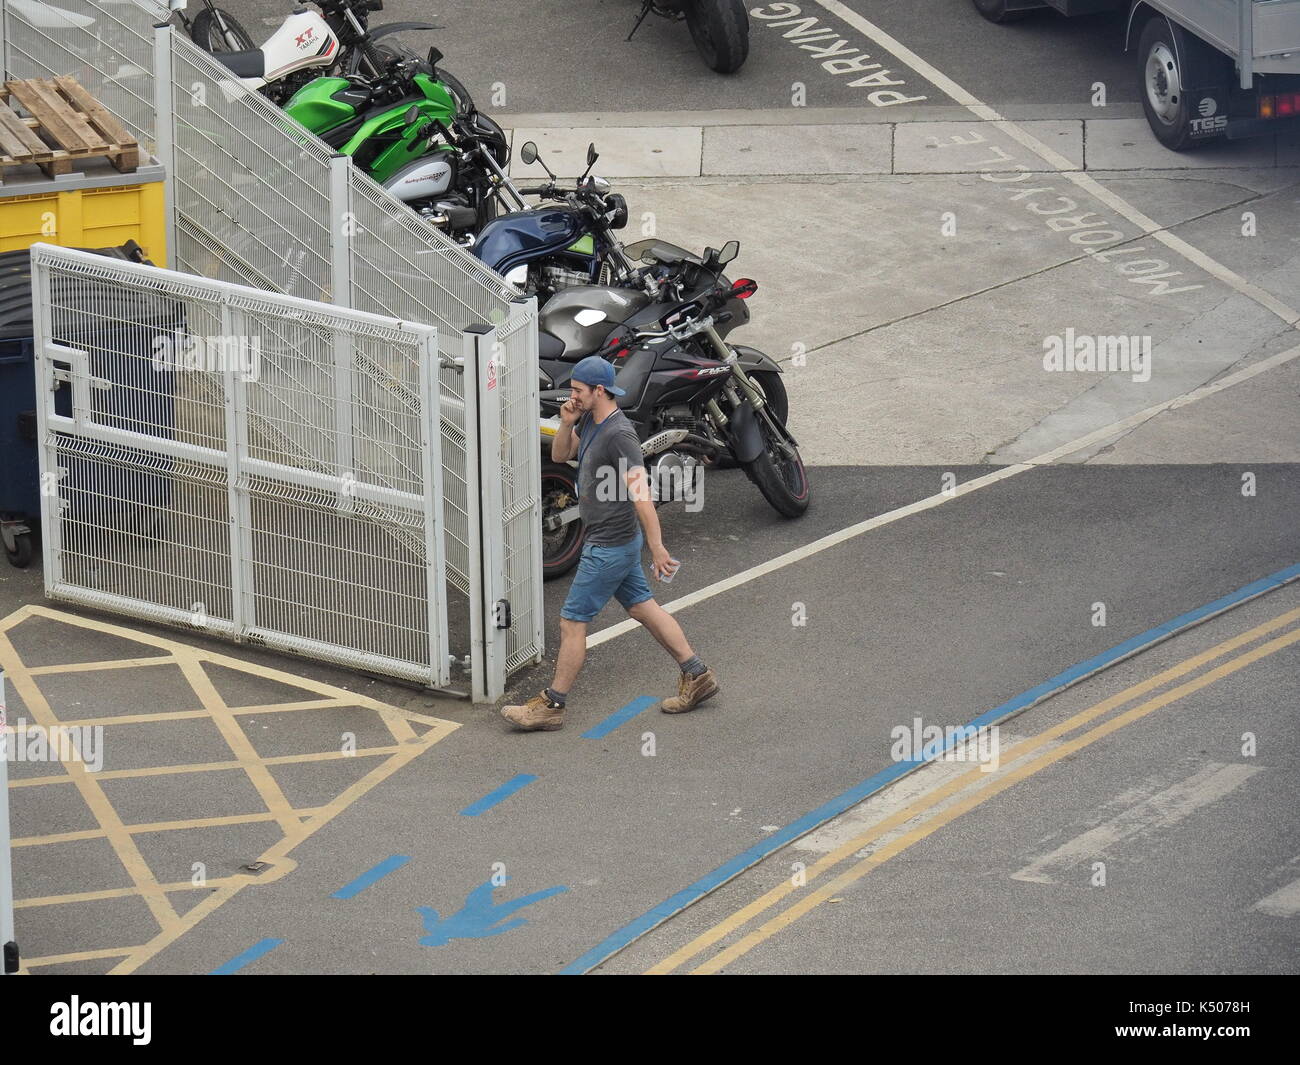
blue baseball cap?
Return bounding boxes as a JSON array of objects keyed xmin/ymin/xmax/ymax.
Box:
[{"xmin": 571, "ymin": 355, "xmax": 625, "ymax": 397}]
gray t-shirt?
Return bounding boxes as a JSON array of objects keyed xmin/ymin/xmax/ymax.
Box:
[{"xmin": 575, "ymin": 408, "xmax": 645, "ymax": 546}]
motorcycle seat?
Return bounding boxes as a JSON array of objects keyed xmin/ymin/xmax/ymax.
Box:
[
  {"xmin": 538, "ymin": 331, "xmax": 566, "ymax": 360},
  {"xmin": 218, "ymin": 49, "xmax": 266, "ymax": 79}
]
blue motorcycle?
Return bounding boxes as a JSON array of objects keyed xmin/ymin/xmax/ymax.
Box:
[{"xmin": 471, "ymin": 141, "xmax": 640, "ymax": 305}]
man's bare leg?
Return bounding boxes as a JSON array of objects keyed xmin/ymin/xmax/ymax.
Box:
[
  {"xmin": 552, "ymin": 618, "xmax": 589, "ymax": 692},
  {"xmin": 625, "ymin": 598, "xmax": 692, "ymax": 664}
]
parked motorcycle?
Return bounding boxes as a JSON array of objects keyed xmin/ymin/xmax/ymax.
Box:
[
  {"xmin": 535, "ymin": 238, "xmax": 805, "ymax": 577},
  {"xmin": 196, "ymin": 0, "xmax": 467, "ymax": 109},
  {"xmin": 284, "ymin": 43, "xmax": 506, "ymax": 240},
  {"xmin": 472, "ymin": 141, "xmax": 638, "ymax": 303},
  {"xmin": 628, "ymin": 0, "xmax": 750, "ymax": 74},
  {"xmin": 174, "ymin": 1, "xmax": 255, "ymax": 54}
]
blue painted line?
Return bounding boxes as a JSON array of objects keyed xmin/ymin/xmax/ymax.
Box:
[
  {"xmin": 581, "ymin": 695, "xmax": 658, "ymax": 739},
  {"xmin": 332, "ymin": 855, "xmax": 411, "ymax": 900},
  {"xmin": 460, "ymin": 774, "xmax": 537, "ymax": 816},
  {"xmin": 210, "ymin": 938, "xmax": 282, "ymax": 975},
  {"xmin": 559, "ymin": 560, "xmax": 1300, "ymax": 974}
]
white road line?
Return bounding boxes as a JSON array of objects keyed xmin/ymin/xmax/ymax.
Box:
[
  {"xmin": 1011, "ymin": 762, "xmax": 1262, "ymax": 885},
  {"xmin": 1251, "ymin": 873, "xmax": 1300, "ymax": 917},
  {"xmin": 810, "ymin": 0, "xmax": 1300, "ymax": 328},
  {"xmin": 588, "ymin": 339, "xmax": 1300, "ymax": 647}
]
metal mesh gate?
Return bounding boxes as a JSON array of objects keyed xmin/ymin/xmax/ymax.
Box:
[
  {"xmin": 30, "ymin": 244, "xmax": 451, "ymax": 687},
  {"xmin": 1, "ymin": 0, "xmax": 544, "ymax": 698}
]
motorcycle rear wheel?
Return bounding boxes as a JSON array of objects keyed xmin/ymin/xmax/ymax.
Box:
[
  {"xmin": 743, "ymin": 415, "xmax": 809, "ymax": 518},
  {"xmin": 541, "ymin": 461, "xmax": 584, "ymax": 579},
  {"xmin": 190, "ymin": 8, "xmax": 255, "ymax": 52},
  {"xmin": 686, "ymin": 0, "xmax": 749, "ymax": 74}
]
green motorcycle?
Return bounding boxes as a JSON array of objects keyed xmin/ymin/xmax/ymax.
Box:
[{"xmin": 284, "ymin": 44, "xmax": 515, "ymax": 240}]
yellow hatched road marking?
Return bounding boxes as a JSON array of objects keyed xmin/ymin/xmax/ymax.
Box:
[
  {"xmin": 0, "ymin": 629, "xmax": 182, "ymax": 931},
  {"xmin": 9, "ymin": 744, "xmax": 406, "ymax": 789},
  {"xmin": 0, "ymin": 603, "xmax": 462, "ymax": 973}
]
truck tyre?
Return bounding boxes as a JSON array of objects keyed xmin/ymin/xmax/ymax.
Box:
[
  {"xmin": 971, "ymin": 0, "xmax": 1035, "ymax": 24},
  {"xmin": 1138, "ymin": 17, "xmax": 1206, "ymax": 150}
]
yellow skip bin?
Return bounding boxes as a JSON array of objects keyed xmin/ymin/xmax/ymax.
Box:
[{"xmin": 0, "ymin": 163, "xmax": 166, "ymax": 265}]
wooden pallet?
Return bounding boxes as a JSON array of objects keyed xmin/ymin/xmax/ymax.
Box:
[{"xmin": 0, "ymin": 76, "xmax": 140, "ymax": 182}]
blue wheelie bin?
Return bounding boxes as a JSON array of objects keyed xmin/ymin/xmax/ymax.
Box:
[
  {"xmin": 0, "ymin": 242, "xmax": 174, "ymax": 568},
  {"xmin": 0, "ymin": 249, "xmax": 41, "ymax": 567}
]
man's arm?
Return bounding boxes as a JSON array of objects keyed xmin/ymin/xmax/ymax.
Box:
[
  {"xmin": 552, "ymin": 400, "xmax": 581, "ymax": 463},
  {"xmin": 624, "ymin": 460, "xmax": 675, "ymax": 579}
]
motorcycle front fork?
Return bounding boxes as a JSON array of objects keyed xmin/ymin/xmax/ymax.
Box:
[{"xmin": 701, "ymin": 323, "xmax": 799, "ymax": 460}]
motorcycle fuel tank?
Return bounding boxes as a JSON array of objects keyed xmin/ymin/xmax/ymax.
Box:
[
  {"xmin": 262, "ymin": 9, "xmax": 338, "ymax": 81},
  {"xmin": 382, "ymin": 151, "xmax": 455, "ymax": 201},
  {"xmin": 539, "ymin": 285, "xmax": 652, "ymax": 358},
  {"xmin": 284, "ymin": 77, "xmax": 368, "ymax": 136},
  {"xmin": 472, "ymin": 208, "xmax": 589, "ymax": 275}
]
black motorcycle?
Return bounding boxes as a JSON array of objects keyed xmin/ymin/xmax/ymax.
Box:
[
  {"xmin": 538, "ymin": 240, "xmax": 807, "ymax": 577},
  {"xmin": 629, "ymin": 1, "xmax": 751, "ymax": 74}
]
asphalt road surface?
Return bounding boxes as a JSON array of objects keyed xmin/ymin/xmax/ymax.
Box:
[
  {"xmin": 219, "ymin": 0, "xmax": 1140, "ymax": 116},
  {"xmin": 1, "ymin": 0, "xmax": 1296, "ymax": 979}
]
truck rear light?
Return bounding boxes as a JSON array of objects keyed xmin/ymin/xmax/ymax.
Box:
[{"xmin": 1260, "ymin": 92, "xmax": 1300, "ymax": 118}]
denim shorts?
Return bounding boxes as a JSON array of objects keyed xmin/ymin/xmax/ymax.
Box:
[{"xmin": 560, "ymin": 531, "xmax": 654, "ymax": 622}]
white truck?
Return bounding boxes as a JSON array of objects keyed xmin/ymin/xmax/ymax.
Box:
[{"xmin": 972, "ymin": 1, "xmax": 1300, "ymax": 148}]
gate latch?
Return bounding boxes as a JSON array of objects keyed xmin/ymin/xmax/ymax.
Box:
[{"xmin": 493, "ymin": 599, "xmax": 512, "ymax": 629}]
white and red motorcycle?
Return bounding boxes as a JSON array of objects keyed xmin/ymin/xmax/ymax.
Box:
[{"xmin": 181, "ymin": 0, "xmax": 461, "ymax": 108}]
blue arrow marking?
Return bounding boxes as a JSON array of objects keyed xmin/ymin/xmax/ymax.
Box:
[{"xmin": 417, "ymin": 877, "xmax": 568, "ymax": 947}]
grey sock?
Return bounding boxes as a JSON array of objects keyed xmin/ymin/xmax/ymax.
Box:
[
  {"xmin": 544, "ymin": 687, "xmax": 567, "ymax": 707},
  {"xmin": 679, "ymin": 655, "xmax": 706, "ymax": 678}
]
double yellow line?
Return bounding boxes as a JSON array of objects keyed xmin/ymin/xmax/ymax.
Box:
[{"xmin": 646, "ymin": 604, "xmax": 1300, "ymax": 974}]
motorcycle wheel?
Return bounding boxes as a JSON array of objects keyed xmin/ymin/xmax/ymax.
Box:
[
  {"xmin": 189, "ymin": 8, "xmax": 256, "ymax": 52},
  {"xmin": 541, "ymin": 461, "xmax": 584, "ymax": 579},
  {"xmin": 686, "ymin": 0, "xmax": 749, "ymax": 75},
  {"xmin": 742, "ymin": 414, "xmax": 810, "ymax": 518}
]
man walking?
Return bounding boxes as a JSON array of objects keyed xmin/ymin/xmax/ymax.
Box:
[{"xmin": 502, "ymin": 356, "xmax": 718, "ymax": 732}]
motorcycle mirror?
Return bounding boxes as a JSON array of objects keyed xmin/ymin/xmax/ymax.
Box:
[
  {"xmin": 521, "ymin": 141, "xmax": 558, "ymax": 181},
  {"xmin": 403, "ymin": 104, "xmax": 420, "ymax": 126},
  {"xmin": 427, "ymin": 46, "xmax": 443, "ymax": 68},
  {"xmin": 719, "ymin": 240, "xmax": 740, "ymax": 265},
  {"xmin": 577, "ymin": 142, "xmax": 599, "ymax": 184}
]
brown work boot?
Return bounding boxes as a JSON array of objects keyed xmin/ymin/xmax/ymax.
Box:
[
  {"xmin": 501, "ymin": 692, "xmax": 565, "ymax": 731},
  {"xmin": 661, "ymin": 668, "xmax": 719, "ymax": 714}
]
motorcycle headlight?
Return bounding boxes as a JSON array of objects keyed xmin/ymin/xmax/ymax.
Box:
[{"xmin": 605, "ymin": 193, "xmax": 628, "ymax": 230}]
